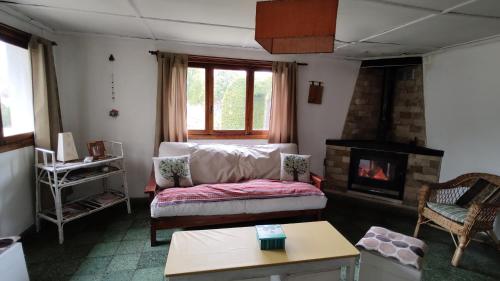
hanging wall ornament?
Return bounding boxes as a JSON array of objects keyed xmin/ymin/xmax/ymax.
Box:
[
  {"xmin": 109, "ymin": 54, "xmax": 115, "ymax": 101},
  {"xmin": 108, "ymin": 54, "xmax": 119, "ymax": 118}
]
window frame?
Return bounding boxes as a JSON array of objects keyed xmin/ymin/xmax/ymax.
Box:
[
  {"xmin": 0, "ymin": 23, "xmax": 34, "ymax": 153},
  {"xmin": 187, "ymin": 56, "xmax": 272, "ymax": 139}
]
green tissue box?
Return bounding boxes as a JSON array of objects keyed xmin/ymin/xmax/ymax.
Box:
[{"xmin": 255, "ymin": 224, "xmax": 286, "ymax": 250}]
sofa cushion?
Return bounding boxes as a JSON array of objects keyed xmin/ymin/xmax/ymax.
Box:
[
  {"xmin": 280, "ymin": 153, "xmax": 311, "ymax": 183},
  {"xmin": 426, "ymin": 202, "xmax": 468, "ymax": 224},
  {"xmin": 153, "ymin": 155, "xmax": 193, "ymax": 188},
  {"xmin": 150, "ymin": 179, "xmax": 326, "ymax": 217},
  {"xmin": 158, "ymin": 142, "xmax": 298, "ymax": 184},
  {"xmin": 154, "ymin": 179, "xmax": 324, "ymax": 206}
]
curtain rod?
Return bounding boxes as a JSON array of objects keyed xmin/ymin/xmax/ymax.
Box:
[{"xmin": 148, "ymin": 50, "xmax": 308, "ymax": 66}]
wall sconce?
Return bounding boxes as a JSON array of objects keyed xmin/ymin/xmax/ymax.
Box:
[{"xmin": 308, "ymin": 81, "xmax": 323, "ymax": 104}]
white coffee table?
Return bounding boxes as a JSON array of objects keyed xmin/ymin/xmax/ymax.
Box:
[{"xmin": 165, "ymin": 221, "xmax": 360, "ymax": 281}]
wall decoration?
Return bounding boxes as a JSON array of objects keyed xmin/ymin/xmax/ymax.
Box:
[
  {"xmin": 308, "ymin": 81, "xmax": 323, "ymax": 104},
  {"xmin": 87, "ymin": 141, "xmax": 106, "ymax": 160},
  {"xmin": 109, "ymin": 54, "xmax": 116, "ymax": 101},
  {"xmin": 109, "ymin": 109, "xmax": 119, "ymax": 118}
]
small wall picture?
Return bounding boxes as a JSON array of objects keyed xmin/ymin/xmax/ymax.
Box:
[
  {"xmin": 308, "ymin": 81, "xmax": 323, "ymax": 104},
  {"xmin": 87, "ymin": 141, "xmax": 106, "ymax": 160}
]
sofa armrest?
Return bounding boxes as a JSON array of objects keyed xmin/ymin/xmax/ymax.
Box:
[
  {"xmin": 310, "ymin": 172, "xmax": 324, "ymax": 190},
  {"xmin": 145, "ymin": 170, "xmax": 157, "ymax": 202}
]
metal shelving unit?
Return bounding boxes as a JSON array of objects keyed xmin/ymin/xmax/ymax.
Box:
[{"xmin": 35, "ymin": 141, "xmax": 131, "ymax": 244}]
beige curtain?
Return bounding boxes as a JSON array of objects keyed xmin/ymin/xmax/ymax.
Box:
[
  {"xmin": 154, "ymin": 52, "xmax": 188, "ymax": 155},
  {"xmin": 30, "ymin": 37, "xmax": 63, "ymax": 151},
  {"xmin": 268, "ymin": 61, "xmax": 298, "ymax": 144}
]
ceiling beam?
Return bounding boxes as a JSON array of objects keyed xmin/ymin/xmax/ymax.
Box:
[{"xmin": 127, "ymin": 0, "xmax": 155, "ymax": 40}]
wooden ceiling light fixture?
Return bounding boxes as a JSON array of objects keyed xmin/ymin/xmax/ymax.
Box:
[{"xmin": 255, "ymin": 0, "xmax": 339, "ymax": 54}]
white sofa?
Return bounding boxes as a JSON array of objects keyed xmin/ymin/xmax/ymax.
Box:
[{"xmin": 145, "ymin": 142, "xmax": 327, "ymax": 245}]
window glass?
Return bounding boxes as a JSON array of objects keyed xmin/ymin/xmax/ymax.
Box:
[
  {"xmin": 186, "ymin": 67, "xmax": 206, "ymax": 130},
  {"xmin": 253, "ymin": 71, "xmax": 272, "ymax": 130},
  {"xmin": 0, "ymin": 41, "xmax": 33, "ymax": 136},
  {"xmin": 213, "ymin": 69, "xmax": 247, "ymax": 130}
]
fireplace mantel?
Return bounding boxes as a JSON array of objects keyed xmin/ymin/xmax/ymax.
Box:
[{"xmin": 326, "ymin": 139, "xmax": 444, "ymax": 157}]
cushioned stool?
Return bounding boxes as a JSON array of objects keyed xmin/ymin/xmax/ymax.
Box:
[{"xmin": 356, "ymin": 226, "xmax": 427, "ymax": 281}]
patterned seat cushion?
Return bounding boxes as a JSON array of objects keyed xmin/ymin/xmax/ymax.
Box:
[
  {"xmin": 427, "ymin": 202, "xmax": 468, "ymax": 224},
  {"xmin": 356, "ymin": 226, "xmax": 427, "ymax": 270}
]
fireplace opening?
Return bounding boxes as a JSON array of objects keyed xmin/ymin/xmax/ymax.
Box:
[
  {"xmin": 358, "ymin": 159, "xmax": 394, "ymax": 181},
  {"xmin": 349, "ymin": 148, "xmax": 408, "ymax": 200}
]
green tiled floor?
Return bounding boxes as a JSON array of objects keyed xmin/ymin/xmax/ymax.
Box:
[{"xmin": 22, "ymin": 197, "xmax": 499, "ymax": 281}]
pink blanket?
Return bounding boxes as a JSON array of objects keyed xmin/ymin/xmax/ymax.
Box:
[{"xmin": 154, "ymin": 179, "xmax": 324, "ymax": 207}]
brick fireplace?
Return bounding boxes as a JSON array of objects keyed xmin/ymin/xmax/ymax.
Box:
[{"xmin": 325, "ymin": 58, "xmax": 444, "ymax": 206}]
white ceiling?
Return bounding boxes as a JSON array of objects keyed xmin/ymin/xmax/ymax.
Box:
[{"xmin": 1, "ymin": 0, "xmax": 500, "ymax": 58}]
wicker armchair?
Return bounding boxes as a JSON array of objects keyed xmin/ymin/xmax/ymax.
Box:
[{"xmin": 413, "ymin": 173, "xmax": 500, "ymax": 267}]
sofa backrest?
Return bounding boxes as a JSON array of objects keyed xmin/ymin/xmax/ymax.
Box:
[{"xmin": 158, "ymin": 142, "xmax": 298, "ymax": 185}]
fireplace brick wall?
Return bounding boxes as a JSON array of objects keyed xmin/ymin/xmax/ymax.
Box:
[
  {"xmin": 341, "ymin": 68, "xmax": 383, "ymax": 140},
  {"xmin": 325, "ymin": 145, "xmax": 441, "ymax": 206},
  {"xmin": 391, "ymin": 66, "xmax": 426, "ymax": 146},
  {"xmin": 342, "ymin": 65, "xmax": 426, "ymax": 146}
]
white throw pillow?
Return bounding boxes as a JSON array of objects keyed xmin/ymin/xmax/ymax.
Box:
[
  {"xmin": 280, "ymin": 153, "xmax": 311, "ymax": 183},
  {"xmin": 153, "ymin": 155, "xmax": 193, "ymax": 188}
]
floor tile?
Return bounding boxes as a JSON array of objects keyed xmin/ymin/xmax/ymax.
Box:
[
  {"xmin": 88, "ymin": 242, "xmax": 120, "ymax": 257},
  {"xmin": 101, "ymin": 230, "xmax": 126, "ymax": 242},
  {"xmin": 131, "ymin": 267, "xmax": 165, "ymax": 281},
  {"xmin": 123, "ymin": 228, "xmax": 149, "ymax": 241},
  {"xmin": 116, "ymin": 240, "xmax": 145, "ymax": 255},
  {"xmin": 106, "ymin": 254, "xmax": 141, "ymax": 272},
  {"xmin": 103, "ymin": 270, "xmax": 135, "ymax": 281},
  {"xmin": 107, "ymin": 220, "xmax": 133, "ymax": 231},
  {"xmin": 143, "ymin": 240, "xmax": 170, "ymax": 253},
  {"xmin": 138, "ymin": 250, "xmax": 167, "ymax": 269},
  {"xmin": 156, "ymin": 229, "xmax": 180, "ymax": 241},
  {"xmin": 75, "ymin": 256, "xmax": 113, "ymax": 275},
  {"xmin": 70, "ymin": 274, "xmax": 103, "ymax": 281}
]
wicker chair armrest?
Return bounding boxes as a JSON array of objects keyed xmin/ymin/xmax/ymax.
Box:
[
  {"xmin": 463, "ymin": 202, "xmax": 500, "ymax": 235},
  {"xmin": 417, "ymin": 184, "xmax": 431, "ymax": 214}
]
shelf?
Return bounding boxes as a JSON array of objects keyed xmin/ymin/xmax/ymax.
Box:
[
  {"xmin": 36, "ymin": 155, "xmax": 124, "ymax": 172},
  {"xmin": 39, "ymin": 190, "xmax": 127, "ymax": 224},
  {"xmin": 39, "ymin": 166, "xmax": 123, "ymax": 188}
]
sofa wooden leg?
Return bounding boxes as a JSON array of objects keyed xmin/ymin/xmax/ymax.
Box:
[
  {"xmin": 413, "ymin": 216, "xmax": 423, "ymax": 237},
  {"xmin": 451, "ymin": 236, "xmax": 468, "ymax": 267},
  {"xmin": 150, "ymin": 221, "xmax": 158, "ymax": 247}
]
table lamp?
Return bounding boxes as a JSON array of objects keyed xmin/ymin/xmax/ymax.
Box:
[{"xmin": 57, "ymin": 132, "xmax": 79, "ymax": 162}]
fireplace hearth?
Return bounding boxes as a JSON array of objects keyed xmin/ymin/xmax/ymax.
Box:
[{"xmin": 348, "ymin": 148, "xmax": 408, "ymax": 200}]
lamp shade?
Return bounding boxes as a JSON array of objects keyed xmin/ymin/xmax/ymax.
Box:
[
  {"xmin": 255, "ymin": 0, "xmax": 339, "ymax": 54},
  {"xmin": 57, "ymin": 132, "xmax": 78, "ymax": 162}
]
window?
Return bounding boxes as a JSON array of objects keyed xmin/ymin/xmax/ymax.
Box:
[
  {"xmin": 187, "ymin": 56, "xmax": 272, "ymax": 139},
  {"xmin": 0, "ymin": 23, "xmax": 34, "ymax": 152}
]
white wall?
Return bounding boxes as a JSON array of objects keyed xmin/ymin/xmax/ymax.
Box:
[
  {"xmin": 423, "ymin": 39, "xmax": 500, "ymax": 236},
  {"xmin": 424, "ymin": 40, "xmax": 500, "ymax": 180},
  {"xmin": 0, "ymin": 147, "xmax": 34, "ymax": 236},
  {"xmin": 0, "ymin": 9, "xmax": 57, "ymax": 235},
  {"xmin": 55, "ymin": 34, "xmax": 360, "ymax": 198}
]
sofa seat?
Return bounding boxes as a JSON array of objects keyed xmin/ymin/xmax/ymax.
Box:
[{"xmin": 151, "ymin": 179, "xmax": 327, "ymax": 218}]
